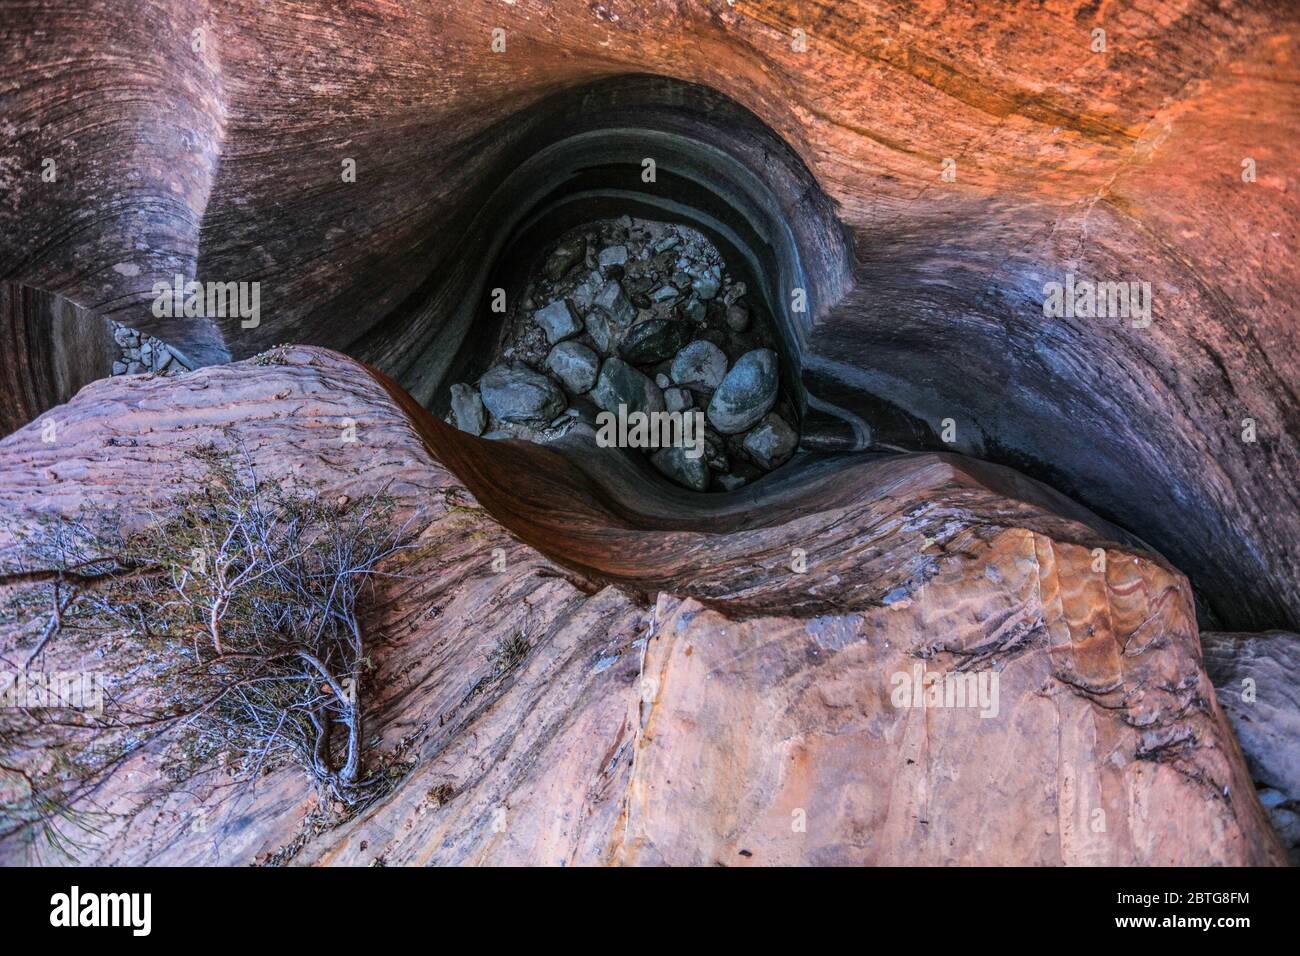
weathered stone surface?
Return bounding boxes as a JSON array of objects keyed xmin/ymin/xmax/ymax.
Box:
[
  {"xmin": 597, "ymin": 245, "xmax": 626, "ymax": 269},
  {"xmin": 724, "ymin": 302, "xmax": 750, "ymax": 332},
  {"xmin": 545, "ymin": 341, "xmax": 599, "ymax": 394},
  {"xmin": 0, "ymin": 284, "xmax": 117, "ymax": 438},
  {"xmin": 7, "ymin": 3, "xmax": 1289, "ymax": 634},
  {"xmin": 583, "ymin": 307, "xmax": 615, "ymax": 354},
  {"xmin": 593, "ymin": 281, "xmax": 635, "ymax": 328},
  {"xmin": 449, "ymin": 382, "xmax": 487, "ymax": 435},
  {"xmin": 570, "ymin": 272, "xmax": 602, "ymax": 314},
  {"xmin": 533, "ymin": 299, "xmax": 581, "ymax": 345},
  {"xmin": 663, "ymin": 387, "xmax": 693, "ymax": 413},
  {"xmin": 2, "ymin": 0, "xmax": 1299, "ymax": 867},
  {"xmin": 650, "ymin": 446, "xmax": 710, "ymax": 492},
  {"xmin": 479, "ymin": 364, "xmax": 566, "ymax": 423},
  {"xmin": 3, "ymin": 2, "xmax": 1298, "ymax": 637},
  {"xmin": 707, "ymin": 349, "xmax": 778, "ymax": 434},
  {"xmin": 670, "ymin": 340, "xmax": 728, "ymax": 391},
  {"xmin": 0, "ymin": 349, "xmax": 1284, "ymax": 865},
  {"xmin": 742, "ymin": 413, "xmax": 798, "ymax": 470},
  {"xmin": 545, "ymin": 237, "xmax": 586, "ymax": 282},
  {"xmin": 589, "ymin": 357, "xmax": 665, "ymax": 416},
  {"xmin": 618, "ymin": 573, "xmax": 1275, "ymax": 865},
  {"xmin": 691, "ymin": 271, "xmax": 720, "ymax": 301}
]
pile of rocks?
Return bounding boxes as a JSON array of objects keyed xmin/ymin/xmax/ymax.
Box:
[
  {"xmin": 109, "ymin": 321, "xmax": 187, "ymax": 376},
  {"xmin": 445, "ymin": 217, "xmax": 800, "ymax": 492}
]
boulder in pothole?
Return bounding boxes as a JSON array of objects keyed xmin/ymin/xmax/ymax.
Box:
[
  {"xmin": 444, "ymin": 217, "xmax": 801, "ymax": 492},
  {"xmin": 707, "ymin": 348, "xmax": 778, "ymax": 435},
  {"xmin": 479, "ymin": 363, "xmax": 567, "ymax": 424}
]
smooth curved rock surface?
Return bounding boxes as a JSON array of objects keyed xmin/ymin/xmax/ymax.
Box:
[
  {"xmin": 708, "ymin": 348, "xmax": 779, "ymax": 434},
  {"xmin": 0, "ymin": 284, "xmax": 117, "ymax": 438},
  {"xmin": 0, "ymin": 349, "xmax": 1284, "ymax": 865},
  {"xmin": 479, "ymin": 363, "xmax": 566, "ymax": 423},
  {"xmin": 3, "ymin": 1, "xmax": 1297, "ymax": 639}
]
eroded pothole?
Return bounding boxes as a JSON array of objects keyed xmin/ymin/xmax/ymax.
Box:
[{"xmin": 443, "ymin": 215, "xmax": 801, "ymax": 492}]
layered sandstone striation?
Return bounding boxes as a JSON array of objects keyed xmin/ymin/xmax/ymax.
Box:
[
  {"xmin": 0, "ymin": 350, "xmax": 1285, "ymax": 865},
  {"xmin": 2, "ymin": 0, "xmax": 1297, "ymax": 644}
]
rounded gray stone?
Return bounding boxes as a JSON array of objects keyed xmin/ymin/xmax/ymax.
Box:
[
  {"xmin": 707, "ymin": 348, "xmax": 778, "ymax": 434},
  {"xmin": 651, "ymin": 446, "xmax": 710, "ymax": 492}
]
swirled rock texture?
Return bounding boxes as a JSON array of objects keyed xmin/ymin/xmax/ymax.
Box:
[
  {"xmin": 0, "ymin": 349, "xmax": 1284, "ymax": 865},
  {"xmin": 2, "ymin": 0, "xmax": 1297, "ymax": 646}
]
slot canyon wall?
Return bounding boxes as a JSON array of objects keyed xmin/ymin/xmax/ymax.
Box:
[
  {"xmin": 3, "ymin": 0, "xmax": 1297, "ymax": 634},
  {"xmin": 0, "ymin": 1, "xmax": 1297, "ymax": 864},
  {"xmin": 0, "ymin": 347, "xmax": 1288, "ymax": 865}
]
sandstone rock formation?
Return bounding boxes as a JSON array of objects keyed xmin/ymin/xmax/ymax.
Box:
[
  {"xmin": 2, "ymin": 0, "xmax": 1296, "ymax": 638},
  {"xmin": 0, "ymin": 349, "xmax": 1285, "ymax": 865},
  {"xmin": 1, "ymin": 0, "xmax": 1296, "ymax": 867}
]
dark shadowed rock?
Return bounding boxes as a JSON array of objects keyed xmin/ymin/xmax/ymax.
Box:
[
  {"xmin": 725, "ymin": 302, "xmax": 750, "ymax": 332},
  {"xmin": 590, "ymin": 357, "xmax": 664, "ymax": 415},
  {"xmin": 707, "ymin": 348, "xmax": 778, "ymax": 434},
  {"xmin": 703, "ymin": 425, "xmax": 730, "ymax": 472},
  {"xmin": 1202, "ymin": 629, "xmax": 1300, "ymax": 863},
  {"xmin": 651, "ymin": 445, "xmax": 710, "ymax": 491},
  {"xmin": 619, "ymin": 318, "xmax": 692, "ymax": 365},
  {"xmin": 545, "ymin": 237, "xmax": 586, "ymax": 282},
  {"xmin": 479, "ymin": 364, "xmax": 566, "ymax": 423}
]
